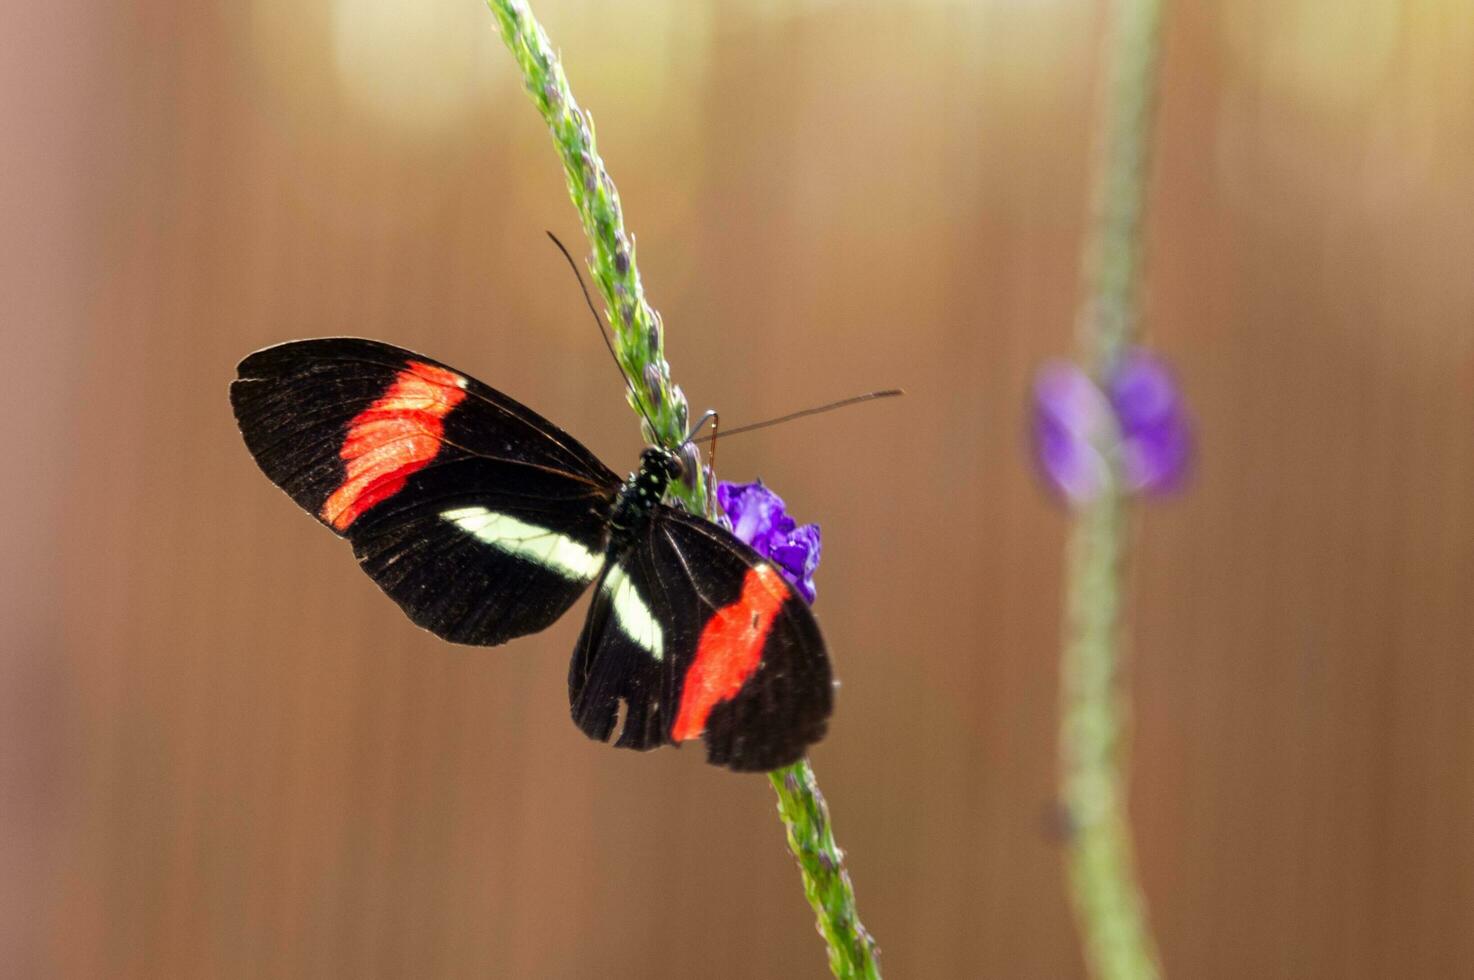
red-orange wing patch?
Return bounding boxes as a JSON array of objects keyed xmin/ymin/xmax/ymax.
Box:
[
  {"xmin": 320, "ymin": 361, "xmax": 467, "ymax": 531},
  {"xmin": 671, "ymin": 564, "xmax": 789, "ymax": 742}
]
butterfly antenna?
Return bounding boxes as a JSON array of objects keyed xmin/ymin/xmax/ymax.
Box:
[
  {"xmin": 546, "ymin": 231, "xmax": 661, "ymax": 437},
  {"xmin": 680, "ymin": 409, "xmax": 721, "ymax": 486},
  {"xmin": 682, "ymin": 410, "xmax": 717, "ymax": 445},
  {"xmin": 690, "ymin": 388, "xmax": 904, "ymax": 443},
  {"xmin": 704, "ymin": 409, "xmax": 722, "ymax": 492},
  {"xmin": 708, "ymin": 411, "xmax": 721, "ymax": 478}
]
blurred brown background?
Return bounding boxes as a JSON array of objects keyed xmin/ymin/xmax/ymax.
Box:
[{"xmin": 4, "ymin": 0, "xmax": 1473, "ymax": 977}]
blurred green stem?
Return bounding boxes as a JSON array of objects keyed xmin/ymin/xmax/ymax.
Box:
[
  {"xmin": 484, "ymin": 2, "xmax": 878, "ymax": 976},
  {"xmin": 1059, "ymin": 1, "xmax": 1166, "ymax": 979}
]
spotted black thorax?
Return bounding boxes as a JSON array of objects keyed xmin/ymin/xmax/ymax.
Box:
[{"xmin": 607, "ymin": 447, "xmax": 684, "ymax": 544}]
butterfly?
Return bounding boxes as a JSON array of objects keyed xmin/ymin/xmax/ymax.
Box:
[{"xmin": 229, "ymin": 338, "xmax": 832, "ymax": 771}]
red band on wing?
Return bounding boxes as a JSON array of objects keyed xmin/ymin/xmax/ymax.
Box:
[
  {"xmin": 320, "ymin": 361, "xmax": 467, "ymax": 531},
  {"xmin": 671, "ymin": 565, "xmax": 789, "ymax": 742}
]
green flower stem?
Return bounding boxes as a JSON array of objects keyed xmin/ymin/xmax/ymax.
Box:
[
  {"xmin": 1059, "ymin": 1, "xmax": 1166, "ymax": 979},
  {"xmin": 484, "ymin": 0, "xmax": 699, "ymax": 510},
  {"xmin": 1061, "ymin": 496, "xmax": 1160, "ymax": 980},
  {"xmin": 484, "ymin": 3, "xmax": 878, "ymax": 976},
  {"xmin": 769, "ymin": 761, "xmax": 882, "ymax": 980},
  {"xmin": 1077, "ymin": 0, "xmax": 1165, "ymax": 370}
]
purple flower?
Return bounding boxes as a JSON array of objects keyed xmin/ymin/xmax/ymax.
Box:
[
  {"xmin": 716, "ymin": 480, "xmax": 822, "ymax": 603},
  {"xmin": 1031, "ymin": 349, "xmax": 1192, "ymax": 505},
  {"xmin": 1033, "ymin": 363, "xmax": 1115, "ymax": 505},
  {"xmin": 1108, "ymin": 351, "xmax": 1192, "ymax": 495}
]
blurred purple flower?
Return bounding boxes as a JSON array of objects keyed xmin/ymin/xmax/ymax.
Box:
[
  {"xmin": 717, "ymin": 480, "xmax": 822, "ymax": 603},
  {"xmin": 1031, "ymin": 350, "xmax": 1191, "ymax": 505},
  {"xmin": 1033, "ymin": 363, "xmax": 1115, "ymax": 506},
  {"xmin": 1108, "ymin": 351, "xmax": 1192, "ymax": 495}
]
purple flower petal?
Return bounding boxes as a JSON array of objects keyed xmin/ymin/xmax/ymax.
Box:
[
  {"xmin": 1031, "ymin": 362, "xmax": 1114, "ymax": 505},
  {"xmin": 717, "ymin": 481, "xmax": 784, "ymax": 545},
  {"xmin": 716, "ymin": 479, "xmax": 822, "ymax": 604},
  {"xmin": 1108, "ymin": 352, "xmax": 1179, "ymax": 430},
  {"xmin": 1107, "ymin": 352, "xmax": 1192, "ymax": 495},
  {"xmin": 771, "ymin": 523, "xmax": 822, "ymax": 604}
]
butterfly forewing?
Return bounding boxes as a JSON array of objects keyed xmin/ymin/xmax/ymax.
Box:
[
  {"xmin": 570, "ymin": 506, "xmax": 832, "ymax": 772},
  {"xmin": 231, "ymin": 338, "xmax": 618, "ymax": 518},
  {"xmin": 231, "ymin": 338, "xmax": 620, "ymax": 645}
]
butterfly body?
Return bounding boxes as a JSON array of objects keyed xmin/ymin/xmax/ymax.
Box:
[
  {"xmin": 607, "ymin": 447, "xmax": 682, "ymax": 544},
  {"xmin": 230, "ymin": 338, "xmax": 832, "ymax": 771}
]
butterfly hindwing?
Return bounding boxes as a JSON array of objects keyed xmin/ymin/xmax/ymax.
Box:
[
  {"xmin": 570, "ymin": 506, "xmax": 832, "ymax": 772},
  {"xmin": 231, "ymin": 338, "xmax": 620, "ymax": 645},
  {"xmin": 568, "ymin": 527, "xmax": 693, "ymax": 754},
  {"xmin": 346, "ymin": 460, "xmax": 612, "ymax": 645}
]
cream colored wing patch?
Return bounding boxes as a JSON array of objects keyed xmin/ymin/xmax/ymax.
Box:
[
  {"xmin": 600, "ymin": 563, "xmax": 664, "ymax": 661},
  {"xmin": 441, "ymin": 506, "xmax": 604, "ymax": 582}
]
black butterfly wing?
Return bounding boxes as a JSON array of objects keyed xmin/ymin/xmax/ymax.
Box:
[
  {"xmin": 569, "ymin": 506, "xmax": 833, "ymax": 772},
  {"xmin": 230, "ymin": 338, "xmax": 620, "ymax": 645},
  {"xmin": 343, "ymin": 459, "xmax": 612, "ymax": 646}
]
